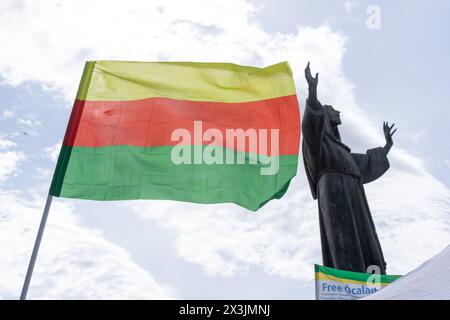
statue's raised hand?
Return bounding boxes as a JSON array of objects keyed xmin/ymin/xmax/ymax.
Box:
[
  {"xmin": 383, "ymin": 121, "xmax": 397, "ymax": 154},
  {"xmin": 305, "ymin": 62, "xmax": 319, "ymax": 88}
]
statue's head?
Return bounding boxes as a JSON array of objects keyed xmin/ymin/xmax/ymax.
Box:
[{"xmin": 324, "ymin": 105, "xmax": 341, "ymax": 126}]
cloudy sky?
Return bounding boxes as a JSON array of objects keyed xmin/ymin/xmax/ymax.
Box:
[{"xmin": 0, "ymin": 0, "xmax": 449, "ymax": 299}]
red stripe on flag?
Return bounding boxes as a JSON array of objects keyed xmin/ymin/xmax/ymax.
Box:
[{"xmin": 64, "ymin": 95, "xmax": 300, "ymax": 155}]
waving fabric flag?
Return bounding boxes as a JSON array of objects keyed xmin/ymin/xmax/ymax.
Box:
[{"xmin": 50, "ymin": 61, "xmax": 300, "ymax": 210}]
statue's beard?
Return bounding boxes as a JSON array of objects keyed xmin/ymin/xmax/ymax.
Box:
[{"xmin": 330, "ymin": 118, "xmax": 341, "ymax": 126}]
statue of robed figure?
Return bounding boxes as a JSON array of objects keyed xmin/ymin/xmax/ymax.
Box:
[{"xmin": 302, "ymin": 63, "xmax": 397, "ymax": 274}]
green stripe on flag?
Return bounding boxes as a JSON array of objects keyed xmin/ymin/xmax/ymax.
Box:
[{"xmin": 51, "ymin": 145, "xmax": 298, "ymax": 211}]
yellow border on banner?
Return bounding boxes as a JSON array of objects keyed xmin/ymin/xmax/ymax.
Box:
[{"xmin": 315, "ymin": 272, "xmax": 390, "ymax": 286}]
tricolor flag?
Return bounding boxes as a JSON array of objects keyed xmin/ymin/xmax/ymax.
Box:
[{"xmin": 50, "ymin": 61, "xmax": 300, "ymax": 210}]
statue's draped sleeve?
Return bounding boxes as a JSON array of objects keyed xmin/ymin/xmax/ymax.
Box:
[
  {"xmin": 302, "ymin": 98, "xmax": 325, "ymax": 155},
  {"xmin": 351, "ymin": 147, "xmax": 390, "ymax": 184},
  {"xmin": 302, "ymin": 98, "xmax": 325, "ymax": 199}
]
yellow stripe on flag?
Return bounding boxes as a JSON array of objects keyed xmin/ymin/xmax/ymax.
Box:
[{"xmin": 77, "ymin": 61, "xmax": 296, "ymax": 102}]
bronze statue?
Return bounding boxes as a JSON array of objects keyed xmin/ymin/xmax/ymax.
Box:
[{"xmin": 302, "ymin": 62, "xmax": 396, "ymax": 274}]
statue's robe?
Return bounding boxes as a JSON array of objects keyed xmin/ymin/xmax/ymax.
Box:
[{"xmin": 302, "ymin": 98, "xmax": 389, "ymax": 274}]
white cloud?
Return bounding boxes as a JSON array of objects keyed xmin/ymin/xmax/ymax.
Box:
[
  {"xmin": 43, "ymin": 141, "xmax": 61, "ymax": 162},
  {"xmin": 0, "ymin": 0, "xmax": 266, "ymax": 100},
  {"xmin": 2, "ymin": 110, "xmax": 14, "ymax": 119},
  {"xmin": 17, "ymin": 117, "xmax": 41, "ymax": 129},
  {"xmin": 130, "ymin": 164, "xmax": 450, "ymax": 281},
  {"xmin": 0, "ymin": 138, "xmax": 172, "ymax": 299},
  {"xmin": 0, "ymin": 138, "xmax": 16, "ymax": 149},
  {"xmin": 0, "ymin": 151, "xmax": 24, "ymax": 182},
  {"xmin": 344, "ymin": 0, "xmax": 359, "ymax": 14},
  {"xmin": 410, "ymin": 129, "xmax": 427, "ymax": 143},
  {"xmin": 0, "ymin": 0, "xmax": 448, "ymax": 298},
  {"xmin": 0, "ymin": 192, "xmax": 173, "ymax": 299},
  {"xmin": 130, "ymin": 185, "xmax": 320, "ymax": 279},
  {"xmin": 0, "ymin": 138, "xmax": 24, "ymax": 182},
  {"xmin": 444, "ymin": 159, "xmax": 450, "ymax": 169}
]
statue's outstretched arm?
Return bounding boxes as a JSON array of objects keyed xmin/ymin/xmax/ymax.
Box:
[
  {"xmin": 382, "ymin": 121, "xmax": 397, "ymax": 155},
  {"xmin": 304, "ymin": 62, "xmax": 319, "ymax": 107},
  {"xmin": 302, "ymin": 62, "xmax": 325, "ymax": 151}
]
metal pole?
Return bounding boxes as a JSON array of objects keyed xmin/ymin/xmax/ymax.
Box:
[{"xmin": 20, "ymin": 194, "xmax": 54, "ymax": 300}]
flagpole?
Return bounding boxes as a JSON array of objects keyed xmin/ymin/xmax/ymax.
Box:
[{"xmin": 20, "ymin": 194, "xmax": 54, "ymax": 300}]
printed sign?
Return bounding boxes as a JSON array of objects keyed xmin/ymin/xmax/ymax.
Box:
[{"xmin": 315, "ymin": 264, "xmax": 401, "ymax": 300}]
